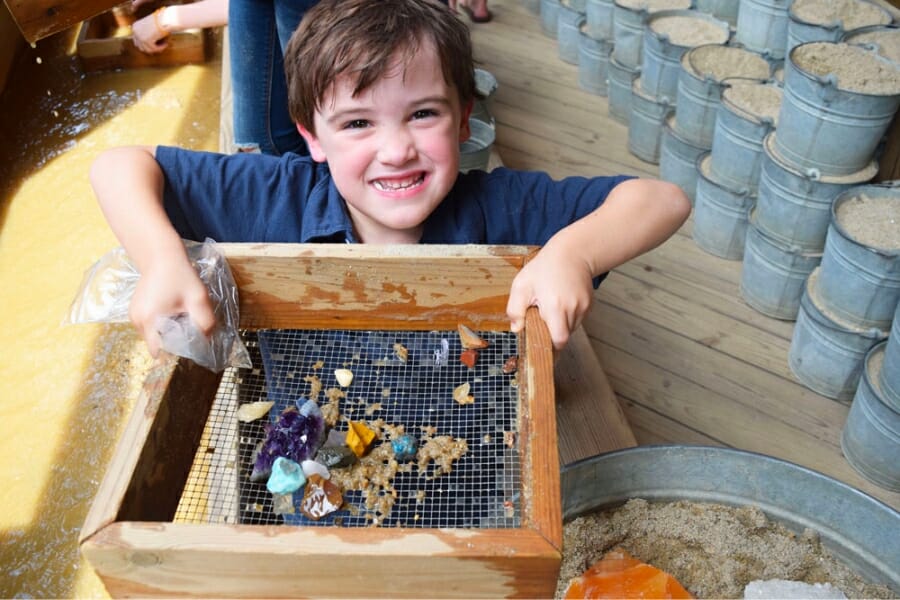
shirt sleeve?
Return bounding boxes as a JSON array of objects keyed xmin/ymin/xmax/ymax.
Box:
[{"xmin": 155, "ymin": 146, "xmax": 321, "ymax": 242}]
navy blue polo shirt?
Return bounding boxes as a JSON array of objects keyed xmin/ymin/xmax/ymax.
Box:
[{"xmin": 156, "ymin": 146, "xmax": 632, "ymax": 249}]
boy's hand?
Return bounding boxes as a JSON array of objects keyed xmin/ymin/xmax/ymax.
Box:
[
  {"xmin": 506, "ymin": 243, "xmax": 594, "ymax": 350},
  {"xmin": 129, "ymin": 259, "xmax": 215, "ymax": 358},
  {"xmin": 132, "ymin": 11, "xmax": 169, "ymax": 54}
]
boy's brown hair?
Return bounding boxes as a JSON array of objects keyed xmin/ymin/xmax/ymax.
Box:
[{"xmin": 284, "ymin": 0, "xmax": 476, "ymax": 132}]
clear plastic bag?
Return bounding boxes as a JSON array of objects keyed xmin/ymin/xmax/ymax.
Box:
[{"xmin": 66, "ymin": 238, "xmax": 251, "ymax": 372}]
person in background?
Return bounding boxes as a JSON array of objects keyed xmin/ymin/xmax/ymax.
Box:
[
  {"xmin": 449, "ymin": 0, "xmax": 492, "ymax": 22},
  {"xmin": 131, "ymin": 0, "xmax": 314, "ymax": 156},
  {"xmin": 90, "ymin": 0, "xmax": 690, "ymax": 354}
]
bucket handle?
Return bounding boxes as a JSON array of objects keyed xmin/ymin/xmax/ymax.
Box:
[{"xmin": 815, "ymin": 73, "xmax": 840, "ymax": 104}]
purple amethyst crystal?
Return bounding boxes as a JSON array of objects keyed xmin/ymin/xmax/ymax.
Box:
[{"xmin": 250, "ymin": 399, "xmax": 325, "ymax": 482}]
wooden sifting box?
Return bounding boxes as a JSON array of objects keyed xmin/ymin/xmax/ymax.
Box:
[
  {"xmin": 79, "ymin": 244, "xmax": 562, "ymax": 599},
  {"xmin": 76, "ymin": 7, "xmax": 208, "ymax": 73}
]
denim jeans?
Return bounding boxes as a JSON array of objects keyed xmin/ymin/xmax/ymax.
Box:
[{"xmin": 228, "ymin": 0, "xmax": 317, "ymax": 156}]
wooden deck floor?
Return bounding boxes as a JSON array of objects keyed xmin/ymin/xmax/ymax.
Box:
[{"xmin": 469, "ymin": 0, "xmax": 900, "ymax": 510}]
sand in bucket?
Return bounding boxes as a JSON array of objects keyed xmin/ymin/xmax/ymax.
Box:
[
  {"xmin": 775, "ymin": 42, "xmax": 900, "ymax": 176},
  {"xmin": 709, "ymin": 81, "xmax": 782, "ymax": 190},
  {"xmin": 842, "ymin": 24, "xmax": 900, "ymax": 64},
  {"xmin": 788, "ymin": 0, "xmax": 893, "ymax": 50},
  {"xmin": 674, "ymin": 44, "xmax": 772, "ymax": 147}
]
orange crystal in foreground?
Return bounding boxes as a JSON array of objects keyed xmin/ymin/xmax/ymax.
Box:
[{"xmin": 564, "ymin": 548, "xmax": 694, "ymax": 599}]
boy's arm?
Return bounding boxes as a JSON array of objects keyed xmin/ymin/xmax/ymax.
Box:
[
  {"xmin": 90, "ymin": 145, "xmax": 215, "ymax": 356},
  {"xmin": 507, "ymin": 178, "xmax": 691, "ymax": 349}
]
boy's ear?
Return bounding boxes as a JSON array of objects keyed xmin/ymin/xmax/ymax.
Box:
[
  {"xmin": 459, "ymin": 99, "xmax": 474, "ymax": 143},
  {"xmin": 297, "ymin": 124, "xmax": 327, "ymax": 162}
]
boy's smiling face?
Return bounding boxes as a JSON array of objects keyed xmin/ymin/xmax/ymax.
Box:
[{"xmin": 298, "ymin": 40, "xmax": 472, "ymax": 244}]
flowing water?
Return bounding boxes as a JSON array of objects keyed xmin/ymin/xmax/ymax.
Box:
[{"xmin": 0, "ymin": 26, "xmax": 222, "ymax": 598}]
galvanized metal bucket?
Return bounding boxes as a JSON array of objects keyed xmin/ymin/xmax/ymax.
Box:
[
  {"xmin": 585, "ymin": 0, "xmax": 615, "ymax": 40},
  {"xmin": 612, "ymin": 0, "xmax": 650, "ymax": 68},
  {"xmin": 693, "ymin": 152, "xmax": 755, "ymax": 259},
  {"xmin": 541, "ymin": 0, "xmax": 561, "ymax": 38},
  {"xmin": 787, "ymin": 0, "xmax": 893, "ymax": 52},
  {"xmin": 628, "ymin": 77, "xmax": 675, "ymax": 163},
  {"xmin": 559, "ymin": 2, "xmax": 587, "ymax": 64},
  {"xmin": 789, "ymin": 267, "xmax": 889, "ymax": 401},
  {"xmin": 741, "ymin": 214, "xmax": 823, "ymax": 320},
  {"xmin": 842, "ymin": 24, "xmax": 900, "ymax": 64},
  {"xmin": 879, "ymin": 301, "xmax": 900, "ymax": 411},
  {"xmin": 578, "ymin": 24, "xmax": 613, "ymax": 95},
  {"xmin": 842, "ymin": 341, "xmax": 900, "ymax": 491},
  {"xmin": 459, "ymin": 118, "xmax": 496, "ymax": 173},
  {"xmin": 640, "ymin": 10, "xmax": 731, "ymax": 100},
  {"xmin": 816, "ymin": 183, "xmax": 900, "ymax": 330},
  {"xmin": 676, "ymin": 45, "xmax": 771, "ymax": 147},
  {"xmin": 775, "ymin": 42, "xmax": 900, "ymax": 176},
  {"xmin": 754, "ymin": 133, "xmax": 878, "ymax": 253},
  {"xmin": 694, "ymin": 0, "xmax": 739, "ymax": 26},
  {"xmin": 660, "ymin": 114, "xmax": 708, "ymax": 204},
  {"xmin": 608, "ymin": 53, "xmax": 640, "ymax": 124},
  {"xmin": 710, "ymin": 81, "xmax": 781, "ymax": 190},
  {"xmin": 472, "ymin": 68, "xmax": 498, "ymax": 127},
  {"xmin": 735, "ymin": 0, "xmax": 792, "ymax": 59},
  {"xmin": 561, "ymin": 445, "xmax": 900, "ymax": 592}
]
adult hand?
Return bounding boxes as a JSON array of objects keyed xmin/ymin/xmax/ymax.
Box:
[{"xmin": 131, "ymin": 9, "xmax": 169, "ymax": 54}]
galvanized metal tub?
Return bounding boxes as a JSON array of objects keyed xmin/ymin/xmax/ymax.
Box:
[
  {"xmin": 586, "ymin": 0, "xmax": 615, "ymax": 40},
  {"xmin": 629, "ymin": 77, "xmax": 675, "ymax": 163},
  {"xmin": 561, "ymin": 445, "xmax": 900, "ymax": 592},
  {"xmin": 741, "ymin": 213, "xmax": 822, "ymax": 320},
  {"xmin": 787, "ymin": 0, "xmax": 892, "ymax": 52},
  {"xmin": 660, "ymin": 114, "xmax": 708, "ymax": 204},
  {"xmin": 676, "ymin": 45, "xmax": 771, "ymax": 148},
  {"xmin": 612, "ymin": 0, "xmax": 650, "ymax": 68},
  {"xmin": 693, "ymin": 152, "xmax": 755, "ymax": 259},
  {"xmin": 842, "ymin": 341, "xmax": 900, "ymax": 491},
  {"xmin": 608, "ymin": 53, "xmax": 639, "ymax": 124},
  {"xmin": 842, "ymin": 24, "xmax": 900, "ymax": 64},
  {"xmin": 755, "ymin": 132, "xmax": 878, "ymax": 253},
  {"xmin": 879, "ymin": 301, "xmax": 900, "ymax": 410},
  {"xmin": 775, "ymin": 42, "xmax": 900, "ymax": 176},
  {"xmin": 640, "ymin": 10, "xmax": 731, "ymax": 100},
  {"xmin": 817, "ymin": 183, "xmax": 900, "ymax": 330},
  {"xmin": 789, "ymin": 267, "xmax": 889, "ymax": 401},
  {"xmin": 735, "ymin": 0, "xmax": 792, "ymax": 59},
  {"xmin": 472, "ymin": 68, "xmax": 498, "ymax": 127},
  {"xmin": 541, "ymin": 0, "xmax": 561, "ymax": 38},
  {"xmin": 710, "ymin": 81, "xmax": 782, "ymax": 190},
  {"xmin": 578, "ymin": 23, "xmax": 613, "ymax": 95},
  {"xmin": 459, "ymin": 118, "xmax": 496, "ymax": 173},
  {"xmin": 694, "ymin": 0, "xmax": 739, "ymax": 27},
  {"xmin": 559, "ymin": 1, "xmax": 586, "ymax": 64}
]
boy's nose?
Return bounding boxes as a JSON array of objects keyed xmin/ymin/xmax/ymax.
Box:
[{"xmin": 377, "ymin": 126, "xmax": 417, "ymax": 165}]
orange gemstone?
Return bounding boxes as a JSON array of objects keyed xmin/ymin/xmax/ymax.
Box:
[{"xmin": 564, "ymin": 548, "xmax": 693, "ymax": 599}]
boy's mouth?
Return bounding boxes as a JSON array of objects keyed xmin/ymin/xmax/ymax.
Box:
[{"xmin": 372, "ymin": 173, "xmax": 425, "ymax": 192}]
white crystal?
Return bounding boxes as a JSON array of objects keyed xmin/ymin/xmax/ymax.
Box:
[{"xmin": 744, "ymin": 580, "xmax": 847, "ymax": 600}]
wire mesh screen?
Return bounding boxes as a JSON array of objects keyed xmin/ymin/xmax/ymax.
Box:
[{"xmin": 176, "ymin": 328, "xmax": 522, "ymax": 529}]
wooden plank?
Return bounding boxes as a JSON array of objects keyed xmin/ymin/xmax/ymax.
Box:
[
  {"xmin": 520, "ymin": 308, "xmax": 562, "ymax": 556},
  {"xmin": 218, "ymin": 243, "xmax": 534, "ymax": 330},
  {"xmin": 80, "ymin": 354, "xmax": 220, "ymax": 543},
  {"xmin": 76, "ymin": 13, "xmax": 208, "ymax": 72},
  {"xmin": 3, "ymin": 0, "xmax": 119, "ymax": 43},
  {"xmin": 554, "ymin": 327, "xmax": 636, "ymax": 466},
  {"xmin": 82, "ymin": 522, "xmax": 561, "ymax": 599}
]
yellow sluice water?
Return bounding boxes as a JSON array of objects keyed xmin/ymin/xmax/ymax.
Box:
[{"xmin": 0, "ymin": 29, "xmax": 222, "ymax": 598}]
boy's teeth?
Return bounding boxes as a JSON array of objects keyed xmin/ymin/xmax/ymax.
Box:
[{"xmin": 374, "ymin": 174, "xmax": 422, "ymax": 191}]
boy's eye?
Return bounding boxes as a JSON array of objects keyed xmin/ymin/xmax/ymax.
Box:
[
  {"xmin": 344, "ymin": 119, "xmax": 369, "ymax": 129},
  {"xmin": 412, "ymin": 109, "xmax": 438, "ymax": 120}
]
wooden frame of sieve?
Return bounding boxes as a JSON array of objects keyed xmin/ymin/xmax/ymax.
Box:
[{"xmin": 79, "ymin": 244, "xmax": 562, "ymax": 599}]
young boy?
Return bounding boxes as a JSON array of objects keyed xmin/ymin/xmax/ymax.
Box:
[{"xmin": 90, "ymin": 0, "xmax": 690, "ymax": 356}]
